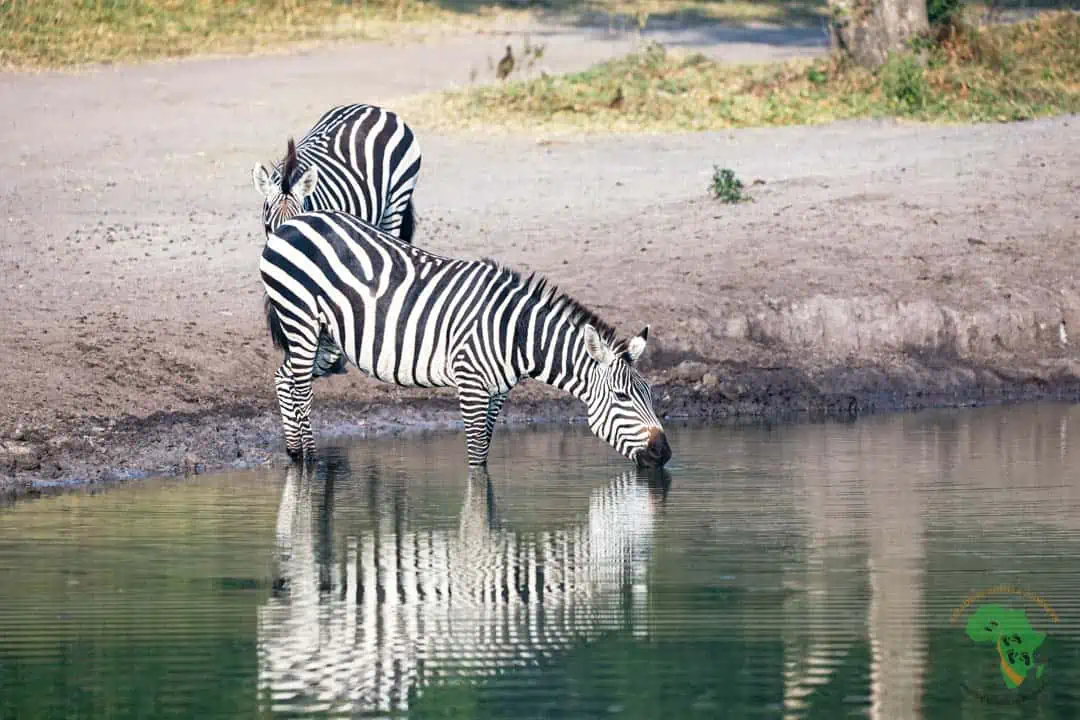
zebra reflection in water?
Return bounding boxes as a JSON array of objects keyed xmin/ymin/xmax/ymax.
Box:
[{"xmin": 256, "ymin": 452, "xmax": 670, "ymax": 716}]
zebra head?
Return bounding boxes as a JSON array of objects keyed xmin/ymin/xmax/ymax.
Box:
[
  {"xmin": 252, "ymin": 138, "xmax": 318, "ymax": 238},
  {"xmin": 581, "ymin": 324, "xmax": 671, "ymax": 469}
]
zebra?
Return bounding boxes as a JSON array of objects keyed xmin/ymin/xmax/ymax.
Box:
[
  {"xmin": 252, "ymin": 103, "xmax": 423, "ymax": 378},
  {"xmin": 252, "ymin": 103, "xmax": 422, "ymax": 242},
  {"xmin": 259, "ymin": 210, "xmax": 673, "ymax": 469}
]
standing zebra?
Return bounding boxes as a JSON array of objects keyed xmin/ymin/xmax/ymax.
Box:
[
  {"xmin": 260, "ymin": 210, "xmax": 672, "ymax": 469},
  {"xmin": 252, "ymin": 103, "xmax": 422, "ymax": 242},
  {"xmin": 252, "ymin": 103, "xmax": 423, "ymax": 377}
]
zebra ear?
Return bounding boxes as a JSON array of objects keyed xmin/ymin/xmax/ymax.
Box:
[
  {"xmin": 627, "ymin": 326, "xmax": 649, "ymax": 363},
  {"xmin": 294, "ymin": 165, "xmax": 319, "ymax": 200},
  {"xmin": 583, "ymin": 324, "xmax": 615, "ymax": 367},
  {"xmin": 253, "ymin": 162, "xmax": 274, "ymax": 198}
]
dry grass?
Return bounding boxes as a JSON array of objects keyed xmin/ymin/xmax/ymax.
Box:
[
  {"xmin": 400, "ymin": 10, "xmax": 1080, "ymax": 133},
  {"xmin": 0, "ymin": 0, "xmax": 832, "ymax": 70},
  {"xmin": 0, "ymin": 0, "xmax": 496, "ymax": 70}
]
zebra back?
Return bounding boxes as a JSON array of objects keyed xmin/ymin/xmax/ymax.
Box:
[
  {"xmin": 255, "ymin": 103, "xmax": 423, "ymax": 243},
  {"xmin": 255, "ymin": 105, "xmax": 424, "ymax": 379}
]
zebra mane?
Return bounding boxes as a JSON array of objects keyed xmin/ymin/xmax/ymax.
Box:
[
  {"xmin": 482, "ymin": 258, "xmax": 620, "ymax": 347},
  {"xmin": 280, "ymin": 137, "xmax": 299, "ymax": 193}
]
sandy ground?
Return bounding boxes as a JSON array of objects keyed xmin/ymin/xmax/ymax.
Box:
[{"xmin": 1, "ymin": 17, "xmax": 1078, "ymax": 502}]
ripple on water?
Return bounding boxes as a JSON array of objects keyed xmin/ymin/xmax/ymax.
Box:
[{"xmin": 2, "ymin": 404, "xmax": 1080, "ymax": 718}]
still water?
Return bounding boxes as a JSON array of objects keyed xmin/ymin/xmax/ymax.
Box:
[{"xmin": 1, "ymin": 404, "xmax": 1079, "ymax": 718}]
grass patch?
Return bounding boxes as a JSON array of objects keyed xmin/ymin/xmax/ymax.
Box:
[
  {"xmin": 401, "ymin": 10, "xmax": 1080, "ymax": 133},
  {"xmin": 0, "ymin": 0, "xmax": 1067, "ymax": 71},
  {"xmin": 0, "ymin": 0, "xmax": 492, "ymax": 70},
  {"xmin": 0, "ymin": 0, "xmax": 831, "ymax": 71}
]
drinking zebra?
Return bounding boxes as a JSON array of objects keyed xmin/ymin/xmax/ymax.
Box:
[
  {"xmin": 252, "ymin": 103, "xmax": 423, "ymax": 378},
  {"xmin": 260, "ymin": 210, "xmax": 672, "ymax": 468}
]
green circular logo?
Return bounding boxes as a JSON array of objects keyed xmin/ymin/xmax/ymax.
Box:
[{"xmin": 949, "ymin": 584, "xmax": 1058, "ymax": 705}]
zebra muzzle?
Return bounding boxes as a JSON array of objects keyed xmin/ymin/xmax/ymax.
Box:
[{"xmin": 637, "ymin": 428, "xmax": 672, "ymax": 468}]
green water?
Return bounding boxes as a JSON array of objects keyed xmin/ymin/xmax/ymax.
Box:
[{"xmin": 1, "ymin": 404, "xmax": 1079, "ymax": 719}]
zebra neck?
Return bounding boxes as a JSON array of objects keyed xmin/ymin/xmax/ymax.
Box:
[{"xmin": 524, "ymin": 321, "xmax": 594, "ymax": 402}]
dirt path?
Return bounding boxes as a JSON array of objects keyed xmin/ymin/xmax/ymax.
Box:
[{"xmin": 1, "ymin": 18, "xmax": 1078, "ymax": 503}]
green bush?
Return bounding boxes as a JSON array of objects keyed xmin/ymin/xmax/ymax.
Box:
[
  {"xmin": 710, "ymin": 166, "xmax": 746, "ymax": 204},
  {"xmin": 880, "ymin": 53, "xmax": 929, "ymax": 111}
]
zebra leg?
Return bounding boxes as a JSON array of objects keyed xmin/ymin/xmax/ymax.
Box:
[
  {"xmin": 457, "ymin": 383, "xmax": 494, "ymax": 467},
  {"xmin": 274, "ymin": 365, "xmax": 304, "ymax": 460},
  {"xmin": 483, "ymin": 392, "xmax": 509, "ymax": 451},
  {"xmin": 275, "ymin": 359, "xmax": 317, "ymax": 461},
  {"xmin": 291, "ymin": 371, "xmax": 317, "ymax": 461}
]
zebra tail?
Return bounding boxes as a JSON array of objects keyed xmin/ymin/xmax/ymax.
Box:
[
  {"xmin": 264, "ymin": 292, "xmax": 290, "ymax": 356},
  {"xmin": 399, "ymin": 200, "xmax": 417, "ymax": 245}
]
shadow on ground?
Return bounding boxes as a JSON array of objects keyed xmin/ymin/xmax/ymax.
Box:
[{"xmin": 425, "ymin": 0, "xmax": 828, "ymax": 23}]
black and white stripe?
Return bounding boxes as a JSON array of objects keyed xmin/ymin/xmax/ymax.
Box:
[
  {"xmin": 253, "ymin": 103, "xmax": 422, "ymax": 242},
  {"xmin": 253, "ymin": 103, "xmax": 423, "ymax": 378},
  {"xmin": 260, "ymin": 210, "xmax": 672, "ymax": 468}
]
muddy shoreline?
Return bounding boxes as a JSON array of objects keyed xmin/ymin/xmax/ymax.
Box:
[{"xmin": 5, "ymin": 357, "xmax": 1079, "ymax": 506}]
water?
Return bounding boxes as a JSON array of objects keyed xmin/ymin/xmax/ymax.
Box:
[{"xmin": 1, "ymin": 403, "xmax": 1079, "ymax": 719}]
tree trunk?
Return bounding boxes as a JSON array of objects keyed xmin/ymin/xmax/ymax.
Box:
[{"xmin": 827, "ymin": 0, "xmax": 930, "ymax": 69}]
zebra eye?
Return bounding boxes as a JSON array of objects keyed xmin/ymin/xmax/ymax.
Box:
[{"xmin": 614, "ymin": 391, "xmax": 631, "ymax": 402}]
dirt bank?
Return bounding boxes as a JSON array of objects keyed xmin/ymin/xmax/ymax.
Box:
[
  {"xmin": 2, "ymin": 22, "xmax": 1078, "ymax": 504},
  {"xmin": 4, "ymin": 355, "xmax": 1079, "ymax": 505}
]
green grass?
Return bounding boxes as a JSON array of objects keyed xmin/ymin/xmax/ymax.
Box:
[{"xmin": 400, "ymin": 10, "xmax": 1080, "ymax": 133}]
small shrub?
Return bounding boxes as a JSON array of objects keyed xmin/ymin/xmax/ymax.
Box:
[
  {"xmin": 643, "ymin": 42, "xmax": 667, "ymax": 69},
  {"xmin": 880, "ymin": 53, "xmax": 929, "ymax": 111},
  {"xmin": 710, "ymin": 166, "xmax": 746, "ymax": 204}
]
